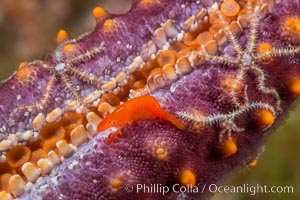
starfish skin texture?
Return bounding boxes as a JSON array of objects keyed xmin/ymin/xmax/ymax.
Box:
[{"xmin": 0, "ymin": 0, "xmax": 300, "ymax": 199}]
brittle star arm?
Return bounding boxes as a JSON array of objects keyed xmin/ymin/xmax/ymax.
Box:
[
  {"xmin": 176, "ymin": 102, "xmax": 276, "ymax": 144},
  {"xmin": 176, "ymin": 102, "xmax": 276, "ymax": 127},
  {"xmin": 66, "ymin": 65, "xmax": 103, "ymax": 85},
  {"xmin": 67, "ymin": 43, "xmax": 105, "ymax": 65},
  {"xmin": 216, "ymin": 11, "xmax": 242, "ymax": 55},
  {"xmin": 246, "ymin": 14, "xmax": 258, "ymax": 54},
  {"xmin": 24, "ymin": 60, "xmax": 53, "ymax": 71},
  {"xmin": 255, "ymin": 46, "xmax": 300, "ymax": 61},
  {"xmin": 218, "ymin": 116, "xmax": 245, "ymax": 142},
  {"xmin": 229, "ymin": 67, "xmax": 246, "ymax": 108},
  {"xmin": 204, "ymin": 54, "xmax": 239, "ymax": 66},
  {"xmin": 9, "ymin": 75, "xmax": 56, "ymax": 125},
  {"xmin": 247, "ymin": 65, "xmax": 282, "ymax": 112},
  {"xmin": 60, "ymin": 75, "xmax": 81, "ymax": 102}
]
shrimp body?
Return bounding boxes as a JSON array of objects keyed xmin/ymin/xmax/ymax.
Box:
[{"xmin": 97, "ymin": 96, "xmax": 185, "ymax": 143}]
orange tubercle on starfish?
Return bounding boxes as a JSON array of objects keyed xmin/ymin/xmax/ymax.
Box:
[
  {"xmin": 288, "ymin": 77, "xmax": 300, "ymax": 96},
  {"xmin": 140, "ymin": 0, "xmax": 159, "ymax": 8},
  {"xmin": 179, "ymin": 169, "xmax": 196, "ymax": 187},
  {"xmin": 257, "ymin": 43, "xmax": 272, "ymax": 54},
  {"xmin": 248, "ymin": 159, "xmax": 257, "ymax": 168},
  {"xmin": 63, "ymin": 43, "xmax": 77, "ymax": 55},
  {"xmin": 255, "ymin": 109, "xmax": 275, "ymax": 129},
  {"xmin": 282, "ymin": 16, "xmax": 300, "ymax": 43},
  {"xmin": 220, "ymin": 139, "xmax": 237, "ymax": 157},
  {"xmin": 18, "ymin": 61, "xmax": 28, "ymax": 69},
  {"xmin": 103, "ymin": 19, "xmax": 117, "ymax": 33},
  {"xmin": 92, "ymin": 7, "xmax": 109, "ymax": 21},
  {"xmin": 56, "ymin": 29, "xmax": 69, "ymax": 44},
  {"xmin": 257, "ymin": 42, "xmax": 273, "ymax": 61},
  {"xmin": 15, "ymin": 65, "xmax": 35, "ymax": 84},
  {"xmin": 221, "ymin": 76, "xmax": 242, "ymax": 92}
]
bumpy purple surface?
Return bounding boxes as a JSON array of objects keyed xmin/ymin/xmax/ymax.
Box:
[{"xmin": 0, "ymin": 0, "xmax": 300, "ymax": 199}]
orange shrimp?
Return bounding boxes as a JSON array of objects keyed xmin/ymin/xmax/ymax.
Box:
[{"xmin": 97, "ymin": 96, "xmax": 185, "ymax": 143}]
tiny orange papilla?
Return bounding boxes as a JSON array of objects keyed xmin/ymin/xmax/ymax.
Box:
[{"xmin": 97, "ymin": 96, "xmax": 185, "ymax": 144}]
